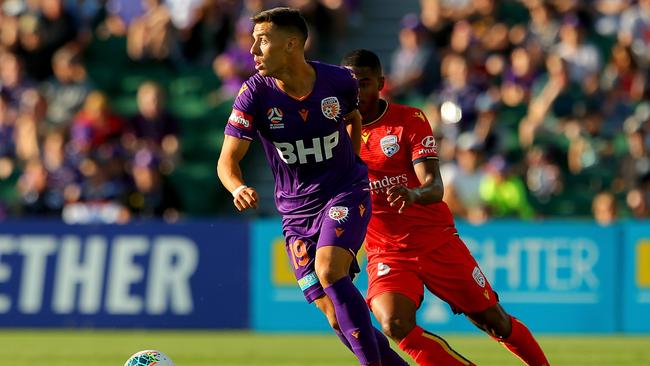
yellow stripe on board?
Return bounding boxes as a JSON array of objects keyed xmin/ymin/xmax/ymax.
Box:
[
  {"xmin": 272, "ymin": 238, "xmax": 294, "ymax": 285},
  {"xmin": 421, "ymin": 332, "xmax": 472, "ymax": 366},
  {"xmin": 637, "ymin": 240, "xmax": 650, "ymax": 287}
]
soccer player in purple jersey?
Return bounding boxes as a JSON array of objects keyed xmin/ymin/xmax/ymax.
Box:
[{"xmin": 216, "ymin": 7, "xmax": 407, "ymax": 366}]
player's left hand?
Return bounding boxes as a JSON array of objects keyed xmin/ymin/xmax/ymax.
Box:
[{"xmin": 386, "ymin": 184, "xmax": 417, "ymax": 214}]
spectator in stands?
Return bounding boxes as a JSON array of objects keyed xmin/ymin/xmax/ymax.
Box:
[
  {"xmin": 14, "ymin": 89, "xmax": 45, "ymax": 163},
  {"xmin": 519, "ymin": 53, "xmax": 581, "ymax": 148},
  {"xmin": 41, "ymin": 44, "xmax": 93, "ymax": 128},
  {"xmin": 70, "ymin": 91, "xmax": 125, "ymax": 154},
  {"xmin": 0, "ymin": 51, "xmax": 35, "ymax": 107},
  {"xmin": 287, "ymin": 0, "xmax": 343, "ymax": 60},
  {"xmin": 524, "ymin": 145, "xmax": 564, "ymax": 205},
  {"xmin": 127, "ymin": 0, "xmax": 173, "ymax": 61},
  {"xmin": 503, "ymin": 47, "xmax": 538, "ymax": 104},
  {"xmin": 61, "ymin": 156, "xmax": 131, "ymax": 224},
  {"xmin": 440, "ymin": 132, "xmax": 489, "ymax": 223},
  {"xmin": 470, "ymin": 0, "xmax": 509, "ymax": 53},
  {"xmin": 0, "ymin": 91, "xmax": 17, "ymax": 159},
  {"xmin": 480, "ymin": 155, "xmax": 534, "ymax": 219},
  {"xmin": 592, "ymin": 191, "xmax": 618, "ymax": 225},
  {"xmin": 448, "ymin": 19, "xmax": 473, "ymax": 55},
  {"xmin": 166, "ymin": 0, "xmax": 204, "ymax": 32},
  {"xmin": 0, "ymin": 0, "xmax": 23, "ymax": 50},
  {"xmin": 98, "ymin": 0, "xmax": 145, "ymax": 38},
  {"xmin": 20, "ymin": 0, "xmax": 77, "ymax": 80},
  {"xmin": 472, "ymin": 92, "xmax": 501, "ymax": 156},
  {"xmin": 39, "ymin": 0, "xmax": 77, "ymax": 51},
  {"xmin": 16, "ymin": 158, "xmax": 56, "ymax": 215},
  {"xmin": 600, "ymin": 42, "xmax": 646, "ymax": 122},
  {"xmin": 614, "ymin": 118, "xmax": 650, "ymax": 193},
  {"xmin": 176, "ymin": 0, "xmax": 236, "ymax": 65},
  {"xmin": 436, "ymin": 53, "xmax": 480, "ymax": 134},
  {"xmin": 127, "ymin": 81, "xmax": 179, "ymax": 164},
  {"xmin": 40, "ymin": 128, "xmax": 81, "ymax": 214},
  {"xmin": 552, "ymin": 13, "xmax": 601, "ymax": 83},
  {"xmin": 525, "ymin": 1, "xmax": 559, "ymax": 52},
  {"xmin": 593, "ymin": 0, "xmax": 629, "ymax": 40},
  {"xmin": 626, "ymin": 174, "xmax": 650, "ymax": 219},
  {"xmin": 418, "ymin": 0, "xmax": 452, "ymax": 49},
  {"xmin": 211, "ymin": 18, "xmax": 256, "ymax": 104},
  {"xmin": 618, "ymin": 0, "xmax": 650, "ymax": 68},
  {"xmin": 388, "ymin": 13, "xmax": 439, "ymax": 101},
  {"xmin": 127, "ymin": 147, "xmax": 181, "ymax": 221}
]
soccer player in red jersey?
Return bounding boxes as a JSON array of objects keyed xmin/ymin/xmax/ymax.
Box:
[{"xmin": 342, "ymin": 49, "xmax": 550, "ymax": 366}]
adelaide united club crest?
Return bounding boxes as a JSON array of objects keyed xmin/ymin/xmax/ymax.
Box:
[
  {"xmin": 380, "ymin": 135, "xmax": 400, "ymax": 157},
  {"xmin": 321, "ymin": 96, "xmax": 340, "ymax": 120}
]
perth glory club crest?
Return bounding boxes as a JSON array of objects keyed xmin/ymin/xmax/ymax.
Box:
[
  {"xmin": 328, "ymin": 206, "xmax": 349, "ymax": 223},
  {"xmin": 321, "ymin": 96, "xmax": 340, "ymax": 120}
]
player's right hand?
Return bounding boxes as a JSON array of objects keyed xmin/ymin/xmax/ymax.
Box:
[{"xmin": 233, "ymin": 187, "xmax": 259, "ymax": 211}]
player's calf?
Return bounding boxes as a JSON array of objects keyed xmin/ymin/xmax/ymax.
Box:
[
  {"xmin": 467, "ymin": 303, "xmax": 512, "ymax": 338},
  {"xmin": 470, "ymin": 304, "xmax": 550, "ymax": 366},
  {"xmin": 316, "ymin": 297, "xmax": 409, "ymax": 366}
]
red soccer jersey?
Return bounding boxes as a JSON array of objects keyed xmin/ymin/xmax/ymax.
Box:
[{"xmin": 360, "ymin": 102, "xmax": 457, "ymax": 254}]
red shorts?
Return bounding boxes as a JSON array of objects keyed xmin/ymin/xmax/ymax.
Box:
[{"xmin": 366, "ymin": 235, "xmax": 497, "ymax": 314}]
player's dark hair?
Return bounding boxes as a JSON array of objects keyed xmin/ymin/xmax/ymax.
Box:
[
  {"xmin": 251, "ymin": 7, "xmax": 308, "ymax": 44},
  {"xmin": 341, "ymin": 49, "xmax": 383, "ymax": 76}
]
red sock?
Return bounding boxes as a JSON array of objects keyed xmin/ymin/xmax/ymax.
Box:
[
  {"xmin": 398, "ymin": 325, "xmax": 475, "ymax": 366},
  {"xmin": 497, "ymin": 317, "xmax": 550, "ymax": 366}
]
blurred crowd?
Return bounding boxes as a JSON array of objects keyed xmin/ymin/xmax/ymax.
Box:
[
  {"xmin": 1, "ymin": 0, "xmax": 649, "ymax": 225},
  {"xmin": 382, "ymin": 0, "xmax": 650, "ymax": 224},
  {"xmin": 0, "ymin": 0, "xmax": 356, "ymax": 223}
]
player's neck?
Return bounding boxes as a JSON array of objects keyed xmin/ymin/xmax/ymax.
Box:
[
  {"xmin": 275, "ymin": 60, "xmax": 316, "ymax": 99},
  {"xmin": 362, "ymin": 99, "xmax": 388, "ymax": 126}
]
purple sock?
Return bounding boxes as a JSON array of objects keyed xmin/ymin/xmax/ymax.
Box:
[
  {"xmin": 323, "ymin": 277, "xmax": 380, "ymax": 365},
  {"xmin": 336, "ymin": 328, "xmax": 408, "ymax": 366},
  {"xmin": 373, "ymin": 327, "xmax": 409, "ymax": 366},
  {"xmin": 334, "ymin": 328, "xmax": 352, "ymax": 350}
]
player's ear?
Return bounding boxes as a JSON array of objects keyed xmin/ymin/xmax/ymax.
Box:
[
  {"xmin": 285, "ymin": 36, "xmax": 298, "ymax": 54},
  {"xmin": 378, "ymin": 76, "xmax": 385, "ymax": 92}
]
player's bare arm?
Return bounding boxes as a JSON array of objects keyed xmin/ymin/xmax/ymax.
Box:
[
  {"xmin": 386, "ymin": 159, "xmax": 444, "ymax": 214},
  {"xmin": 217, "ymin": 135, "xmax": 259, "ymax": 211},
  {"xmin": 344, "ymin": 109, "xmax": 362, "ymax": 155}
]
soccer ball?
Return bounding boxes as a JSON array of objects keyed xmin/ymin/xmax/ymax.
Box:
[{"xmin": 124, "ymin": 350, "xmax": 175, "ymax": 366}]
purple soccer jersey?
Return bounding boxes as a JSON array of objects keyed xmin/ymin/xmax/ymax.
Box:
[
  {"xmin": 224, "ymin": 61, "xmax": 371, "ymax": 302},
  {"xmin": 224, "ymin": 61, "xmax": 369, "ymax": 217}
]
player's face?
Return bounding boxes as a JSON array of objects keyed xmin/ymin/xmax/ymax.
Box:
[
  {"xmin": 346, "ymin": 66, "xmax": 384, "ymax": 116},
  {"xmin": 250, "ymin": 22, "xmax": 290, "ymax": 77}
]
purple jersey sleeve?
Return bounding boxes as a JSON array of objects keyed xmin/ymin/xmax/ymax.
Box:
[{"xmin": 224, "ymin": 83, "xmax": 257, "ymax": 141}]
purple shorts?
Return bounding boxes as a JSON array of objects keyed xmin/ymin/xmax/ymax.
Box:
[{"xmin": 282, "ymin": 188, "xmax": 371, "ymax": 303}]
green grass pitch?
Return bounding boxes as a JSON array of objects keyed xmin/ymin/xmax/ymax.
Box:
[{"xmin": 0, "ymin": 330, "xmax": 648, "ymax": 365}]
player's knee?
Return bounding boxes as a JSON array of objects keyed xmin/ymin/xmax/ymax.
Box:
[
  {"xmin": 315, "ymin": 264, "xmax": 346, "ymax": 286},
  {"xmin": 380, "ymin": 316, "xmax": 414, "ymax": 341}
]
